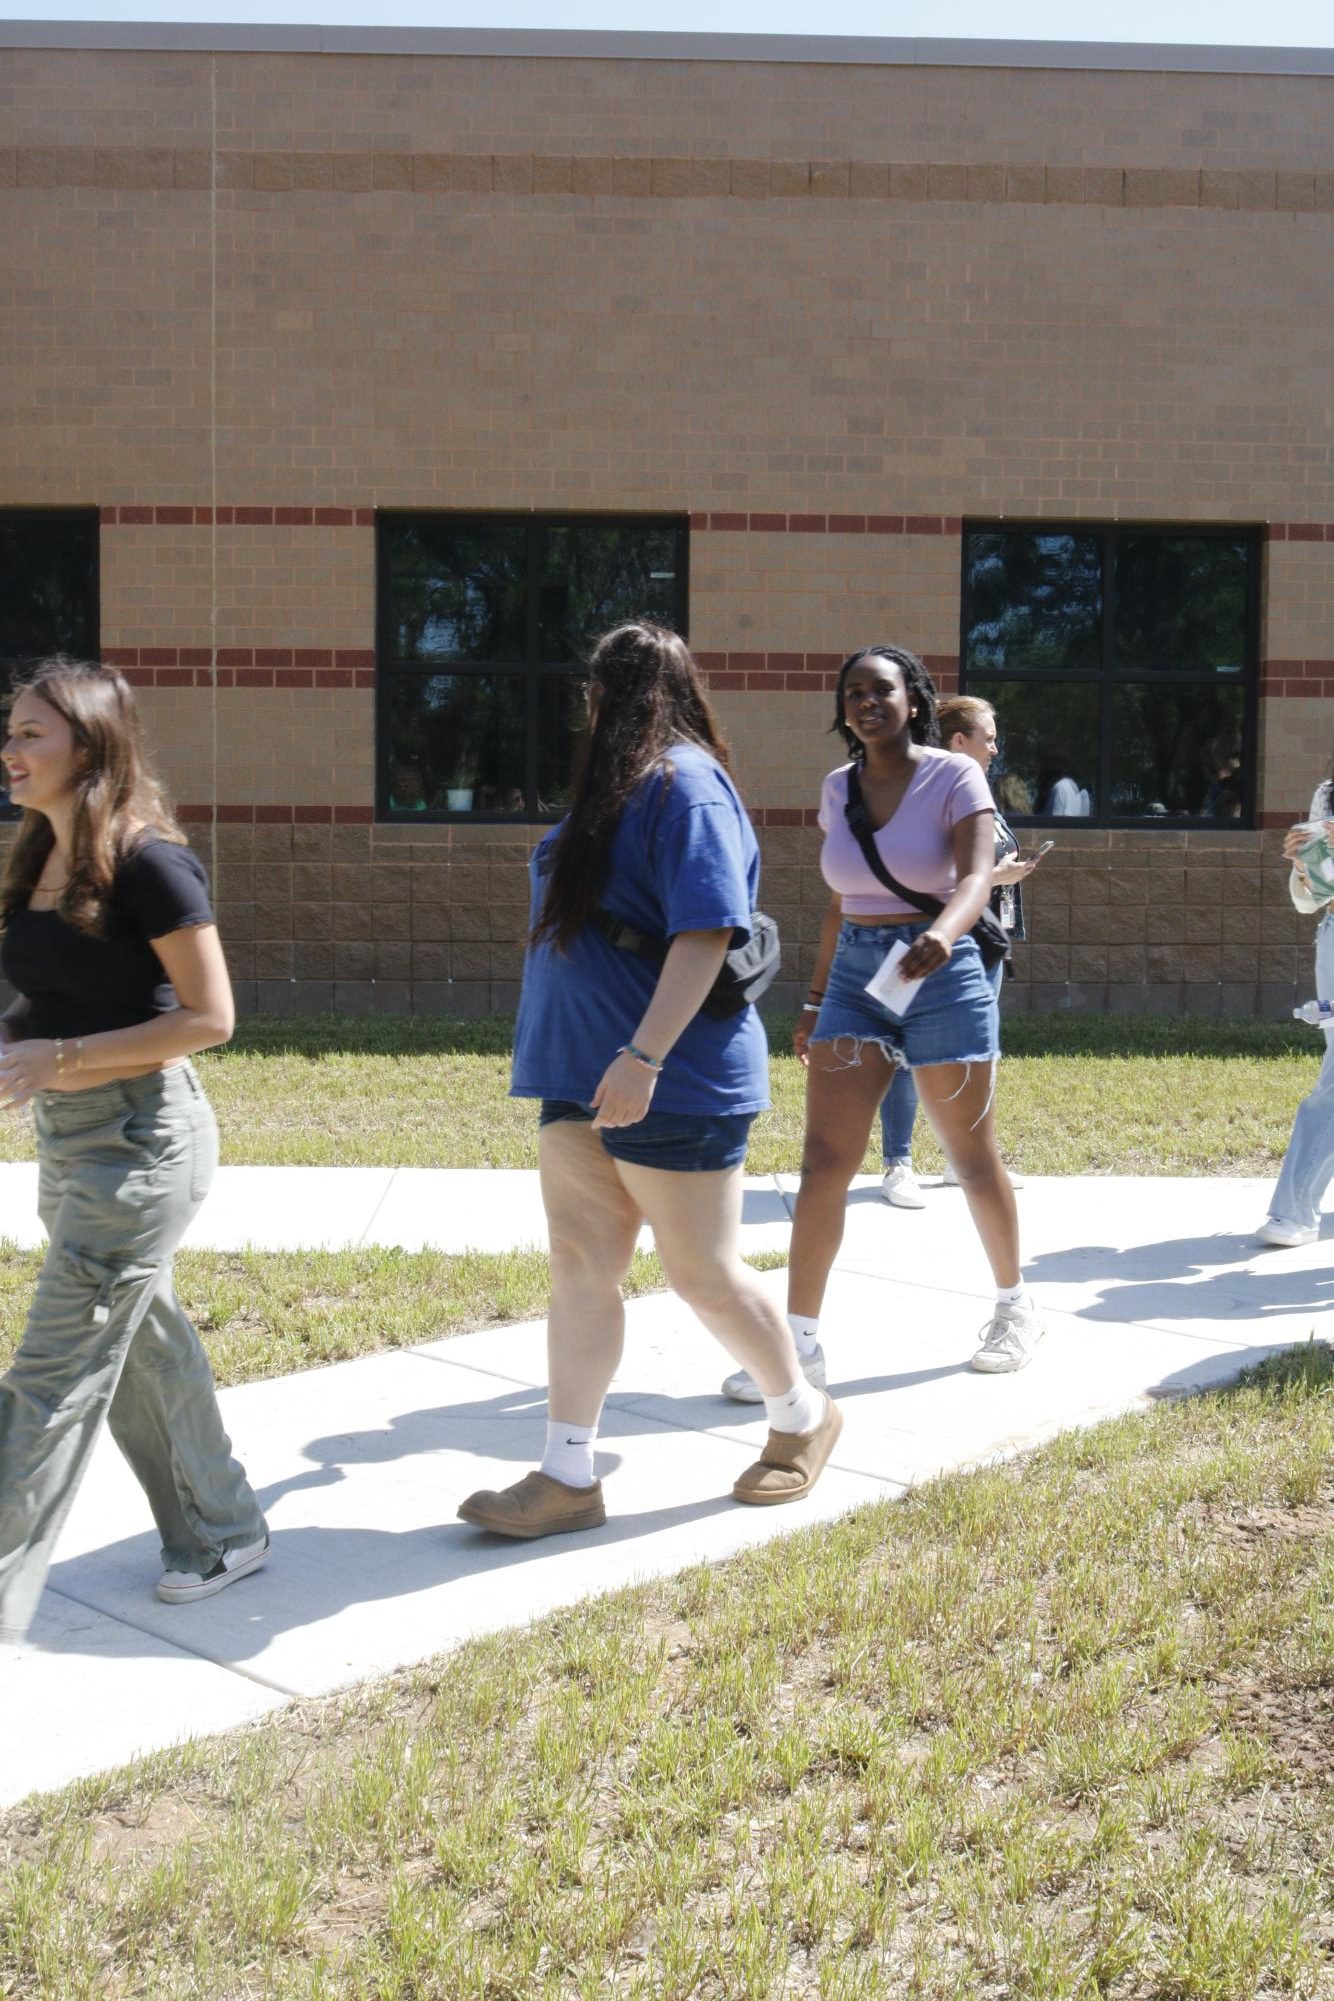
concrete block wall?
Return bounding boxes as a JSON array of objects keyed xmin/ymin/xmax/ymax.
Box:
[{"xmin": 1, "ymin": 37, "xmax": 1331, "ymax": 1017}]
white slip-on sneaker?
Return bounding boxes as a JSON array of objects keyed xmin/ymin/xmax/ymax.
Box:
[
  {"xmin": 722, "ymin": 1345, "xmax": 827, "ymax": 1404},
  {"xmin": 157, "ymin": 1533, "xmax": 271, "ymax": 1605},
  {"xmin": 1255, "ymin": 1216, "xmax": 1318, "ymax": 1248},
  {"xmin": 970, "ymin": 1300, "xmax": 1045, "ymax": 1375},
  {"xmin": 880, "ymin": 1161, "xmax": 926, "ymax": 1209}
]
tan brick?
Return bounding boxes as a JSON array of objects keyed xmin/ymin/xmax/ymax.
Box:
[
  {"xmin": 890, "ymin": 162, "xmax": 929, "ymax": 201},
  {"xmin": 252, "ymin": 151, "xmax": 294, "ymax": 192},
  {"xmin": 1199, "ymin": 169, "xmax": 1238, "ymax": 209},
  {"xmin": 689, "ymin": 157, "xmax": 731, "ymax": 196},
  {"xmin": 292, "ymin": 152, "xmax": 335, "ymax": 191},
  {"xmin": 1044, "ymin": 164, "xmax": 1083, "ymax": 205},
  {"xmin": 1274, "ymin": 171, "xmax": 1315, "ymax": 212},
  {"xmin": 372, "ymin": 153, "xmax": 413, "ymax": 191},
  {"xmin": 926, "ymin": 162, "xmax": 967, "ymax": 202},
  {"xmin": 214, "ymin": 151, "xmax": 254, "ymax": 190},
  {"xmin": 611, "ymin": 155, "xmax": 652, "ymax": 196},
  {"xmin": 1123, "ymin": 167, "xmax": 1164, "ymax": 207},
  {"xmin": 532, "ymin": 154, "xmax": 573, "ymax": 193},
  {"xmin": 331, "ymin": 151, "xmax": 373, "ymax": 192},
  {"xmin": 650, "ymin": 156, "xmax": 690, "ymax": 196},
  {"xmin": 1161, "ymin": 167, "xmax": 1201, "ymax": 207},
  {"xmin": 1083, "ymin": 165, "xmax": 1124, "ymax": 206},
  {"xmin": 570, "ymin": 154, "xmax": 614, "ymax": 194},
  {"xmin": 1314, "ymin": 172, "xmax": 1334, "ymax": 213},
  {"xmin": 810, "ymin": 161, "xmax": 850, "ymax": 199},
  {"xmin": 965, "ymin": 162, "xmax": 1005, "ymax": 202},
  {"xmin": 769, "ymin": 159, "xmax": 810, "ymax": 198},
  {"xmin": 95, "ymin": 147, "xmax": 173, "ymax": 188},
  {"xmin": 1236, "ymin": 169, "xmax": 1276, "ymax": 210},
  {"xmin": 493, "ymin": 153, "xmax": 535, "ymax": 194},
  {"xmin": 729, "ymin": 157, "xmax": 769, "ymax": 198},
  {"xmin": 1004, "ymin": 162, "xmax": 1045, "ymax": 203},
  {"xmin": 17, "ymin": 146, "xmax": 95, "ymax": 186},
  {"xmin": 849, "ymin": 160, "xmax": 890, "ymax": 199}
]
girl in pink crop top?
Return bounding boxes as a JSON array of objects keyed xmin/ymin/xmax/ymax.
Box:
[{"xmin": 818, "ymin": 749, "xmax": 994, "ymax": 917}]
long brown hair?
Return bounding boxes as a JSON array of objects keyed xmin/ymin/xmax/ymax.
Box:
[
  {"xmin": 1, "ymin": 657, "xmax": 186, "ymax": 936},
  {"xmin": 534, "ymin": 622, "xmax": 729, "ymax": 952}
]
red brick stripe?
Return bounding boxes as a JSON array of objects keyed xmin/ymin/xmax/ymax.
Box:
[
  {"xmin": 102, "ymin": 646, "xmax": 375, "ymax": 688},
  {"xmin": 177, "ymin": 804, "xmax": 374, "ymax": 824},
  {"xmin": 698, "ymin": 651, "xmax": 958, "ymax": 691},
  {"xmin": 1267, "ymin": 524, "xmax": 1334, "ymax": 541},
  {"xmin": 100, "ymin": 505, "xmax": 374, "ymax": 527},
  {"xmin": 690, "ymin": 512, "xmax": 962, "ymax": 536},
  {"xmin": 1260, "ymin": 659, "xmax": 1334, "ymax": 695}
]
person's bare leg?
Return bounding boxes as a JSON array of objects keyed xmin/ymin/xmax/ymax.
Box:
[
  {"xmin": 914, "ymin": 1062, "xmax": 1020, "ymax": 1286},
  {"xmin": 787, "ymin": 1041, "xmax": 895, "ymax": 1321},
  {"xmin": 613, "ymin": 1159, "xmax": 800, "ymax": 1396},
  {"xmin": 540, "ymin": 1119, "xmax": 644, "ymax": 1425}
]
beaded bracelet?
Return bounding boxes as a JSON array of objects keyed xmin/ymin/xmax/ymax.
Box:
[
  {"xmin": 53, "ymin": 1038, "xmax": 66, "ymax": 1078},
  {"xmin": 618, "ymin": 1042, "xmax": 664, "ymax": 1073}
]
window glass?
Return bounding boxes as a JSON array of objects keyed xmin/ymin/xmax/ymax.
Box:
[
  {"xmin": 538, "ymin": 524, "xmax": 682, "ymax": 663},
  {"xmin": 1, "ymin": 510, "xmax": 99, "ymax": 818},
  {"xmin": 964, "ymin": 530, "xmax": 1102, "ymax": 674},
  {"xmin": 379, "ymin": 516, "xmax": 687, "ymax": 819},
  {"xmin": 385, "ymin": 673, "xmax": 527, "ymax": 815},
  {"xmin": 988, "ymin": 683, "xmax": 1101, "ymax": 820},
  {"xmin": 383, "ymin": 520, "xmax": 526, "ymax": 663},
  {"xmin": 535, "ymin": 674, "xmax": 590, "ymax": 812},
  {"xmin": 1110, "ymin": 684, "xmax": 1247, "ymax": 817},
  {"xmin": 1114, "ymin": 535, "xmax": 1249, "ymax": 675},
  {"xmin": 0, "ymin": 511, "xmax": 99, "ymax": 674}
]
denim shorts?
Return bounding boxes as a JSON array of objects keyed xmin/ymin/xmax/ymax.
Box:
[
  {"xmin": 810, "ymin": 919, "xmax": 1000, "ymax": 1071},
  {"xmin": 539, "ymin": 1099, "xmax": 754, "ymax": 1171}
]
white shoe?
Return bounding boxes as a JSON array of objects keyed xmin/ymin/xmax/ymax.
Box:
[
  {"xmin": 970, "ymin": 1300, "xmax": 1044, "ymax": 1374},
  {"xmin": 722, "ymin": 1345, "xmax": 827, "ymax": 1404},
  {"xmin": 1255, "ymin": 1216, "xmax": 1318, "ymax": 1248},
  {"xmin": 157, "ymin": 1533, "xmax": 270, "ymax": 1604},
  {"xmin": 880, "ymin": 1161, "xmax": 926, "ymax": 1209}
]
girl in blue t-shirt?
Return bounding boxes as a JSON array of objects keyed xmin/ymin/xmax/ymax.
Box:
[{"xmin": 458, "ymin": 622, "xmax": 843, "ymax": 1539}]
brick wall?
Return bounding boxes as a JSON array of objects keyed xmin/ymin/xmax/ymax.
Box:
[{"xmin": 1, "ymin": 39, "xmax": 1331, "ymax": 1016}]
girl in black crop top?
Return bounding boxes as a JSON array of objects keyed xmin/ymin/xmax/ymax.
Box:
[{"xmin": 0, "ymin": 660, "xmax": 268, "ymax": 1644}]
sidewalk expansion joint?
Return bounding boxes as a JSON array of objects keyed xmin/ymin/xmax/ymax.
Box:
[
  {"xmin": 44, "ymin": 1584, "xmax": 303, "ymax": 1699},
  {"xmin": 356, "ymin": 1166, "xmax": 400, "ymax": 1248}
]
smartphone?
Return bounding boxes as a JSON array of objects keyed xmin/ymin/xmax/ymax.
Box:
[{"xmin": 1020, "ymin": 840, "xmax": 1055, "ymax": 863}]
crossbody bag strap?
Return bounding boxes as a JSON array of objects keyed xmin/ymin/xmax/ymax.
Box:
[{"xmin": 843, "ymin": 764, "xmax": 944, "ymax": 920}]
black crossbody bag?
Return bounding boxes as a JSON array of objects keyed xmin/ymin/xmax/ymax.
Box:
[
  {"xmin": 844, "ymin": 765, "xmax": 1010, "ymax": 971},
  {"xmin": 593, "ymin": 906, "xmax": 782, "ymax": 1019}
]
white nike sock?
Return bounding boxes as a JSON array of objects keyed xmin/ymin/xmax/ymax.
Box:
[
  {"xmin": 787, "ymin": 1311, "xmax": 820, "ymax": 1360},
  {"xmin": 764, "ymin": 1380, "xmax": 826, "ymax": 1436},
  {"xmin": 997, "ymin": 1280, "xmax": 1031, "ymax": 1309},
  {"xmin": 540, "ymin": 1419, "xmax": 598, "ymax": 1488}
]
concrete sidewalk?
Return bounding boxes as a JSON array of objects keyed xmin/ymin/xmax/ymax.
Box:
[{"xmin": 2, "ymin": 1165, "xmax": 1329, "ymax": 1808}]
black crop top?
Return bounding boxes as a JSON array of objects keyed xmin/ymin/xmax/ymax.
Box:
[{"xmin": 0, "ymin": 840, "xmax": 215, "ymax": 1040}]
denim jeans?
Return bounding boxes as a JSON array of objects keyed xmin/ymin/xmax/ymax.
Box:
[
  {"xmin": 0, "ymin": 1064, "xmax": 267, "ymax": 1644},
  {"xmin": 1270, "ymin": 913, "xmax": 1334, "ymax": 1230},
  {"xmin": 878, "ymin": 954, "xmax": 1004, "ymax": 1165}
]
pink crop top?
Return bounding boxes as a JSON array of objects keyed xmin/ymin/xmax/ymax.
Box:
[{"xmin": 818, "ymin": 751, "xmax": 995, "ymax": 918}]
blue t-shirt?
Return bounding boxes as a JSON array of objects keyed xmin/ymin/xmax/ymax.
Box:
[{"xmin": 511, "ymin": 744, "xmax": 771, "ymax": 1115}]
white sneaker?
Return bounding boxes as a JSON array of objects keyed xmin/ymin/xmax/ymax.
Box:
[
  {"xmin": 722, "ymin": 1345, "xmax": 827, "ymax": 1404},
  {"xmin": 880, "ymin": 1161, "xmax": 926, "ymax": 1209},
  {"xmin": 157, "ymin": 1533, "xmax": 270, "ymax": 1604},
  {"xmin": 970, "ymin": 1300, "xmax": 1044, "ymax": 1374},
  {"xmin": 1255, "ymin": 1216, "xmax": 1318, "ymax": 1248}
]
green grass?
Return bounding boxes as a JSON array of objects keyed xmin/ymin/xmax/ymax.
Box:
[
  {"xmin": 2, "ymin": 1343, "xmax": 1330, "ymax": 2000},
  {"xmin": 0, "ymin": 1245, "xmax": 789, "ymax": 1387},
  {"xmin": 0, "ymin": 1013, "xmax": 1318, "ymax": 1175}
]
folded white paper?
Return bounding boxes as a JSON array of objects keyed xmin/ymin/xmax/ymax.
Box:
[{"xmin": 863, "ymin": 937, "xmax": 926, "ymax": 1017}]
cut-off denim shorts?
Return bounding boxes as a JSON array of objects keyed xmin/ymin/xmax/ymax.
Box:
[
  {"xmin": 539, "ymin": 1099, "xmax": 754, "ymax": 1172},
  {"xmin": 810, "ymin": 919, "xmax": 1000, "ymax": 1073}
]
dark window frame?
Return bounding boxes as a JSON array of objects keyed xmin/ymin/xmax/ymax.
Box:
[
  {"xmin": 1, "ymin": 506, "xmax": 101, "ymax": 822},
  {"xmin": 958, "ymin": 519, "xmax": 1262, "ymax": 830},
  {"xmin": 375, "ymin": 510, "xmax": 690, "ymax": 824}
]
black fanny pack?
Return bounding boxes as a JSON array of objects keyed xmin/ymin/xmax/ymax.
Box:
[
  {"xmin": 593, "ymin": 907, "xmax": 782, "ymax": 1019},
  {"xmin": 843, "ymin": 765, "xmax": 1010, "ymax": 971}
]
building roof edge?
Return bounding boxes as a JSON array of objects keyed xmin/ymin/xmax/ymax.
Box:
[{"xmin": 0, "ymin": 21, "xmax": 1332, "ymax": 74}]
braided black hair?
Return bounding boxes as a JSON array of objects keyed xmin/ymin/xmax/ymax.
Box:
[{"xmin": 832, "ymin": 646, "xmax": 941, "ymax": 759}]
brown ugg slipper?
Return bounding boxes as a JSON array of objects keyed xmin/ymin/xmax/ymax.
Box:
[
  {"xmin": 457, "ymin": 1469, "xmax": 606, "ymax": 1539},
  {"xmin": 732, "ymin": 1394, "xmax": 844, "ymax": 1506}
]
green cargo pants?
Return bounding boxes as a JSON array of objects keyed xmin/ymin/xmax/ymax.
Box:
[{"xmin": 0, "ymin": 1062, "xmax": 268, "ymax": 1644}]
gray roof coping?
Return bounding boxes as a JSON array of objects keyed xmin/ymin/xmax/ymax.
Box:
[{"xmin": 1, "ymin": 21, "xmax": 1332, "ymax": 74}]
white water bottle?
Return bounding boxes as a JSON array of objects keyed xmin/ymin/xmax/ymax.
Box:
[{"xmin": 1293, "ymin": 999, "xmax": 1334, "ymax": 1026}]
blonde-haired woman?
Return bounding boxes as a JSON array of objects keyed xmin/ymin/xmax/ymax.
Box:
[
  {"xmin": 878, "ymin": 693, "xmax": 1042, "ymax": 1206},
  {"xmin": 0, "ymin": 659, "xmax": 268, "ymax": 1645}
]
